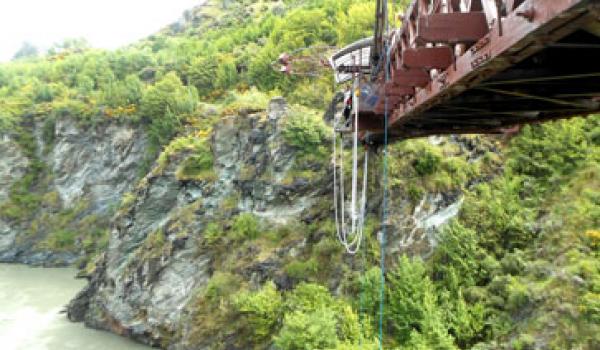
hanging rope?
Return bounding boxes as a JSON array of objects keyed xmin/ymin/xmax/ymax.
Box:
[
  {"xmin": 378, "ymin": 49, "xmax": 390, "ymax": 350},
  {"xmin": 332, "ymin": 78, "xmax": 369, "ymax": 255},
  {"xmin": 332, "ymin": 49, "xmax": 370, "ymax": 256},
  {"xmin": 379, "ymin": 1, "xmax": 391, "ymax": 347}
]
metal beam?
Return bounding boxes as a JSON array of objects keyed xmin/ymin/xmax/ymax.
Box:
[
  {"xmin": 416, "ymin": 12, "xmax": 489, "ymax": 43},
  {"xmin": 390, "ymin": 0, "xmax": 596, "ymax": 127},
  {"xmin": 391, "ymin": 68, "xmax": 431, "ymax": 87},
  {"xmin": 401, "ymin": 47, "xmax": 454, "ymax": 69},
  {"xmin": 477, "ymin": 87, "xmax": 592, "ymax": 108}
]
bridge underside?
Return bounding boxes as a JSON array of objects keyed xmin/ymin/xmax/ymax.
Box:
[{"xmin": 344, "ymin": 0, "xmax": 600, "ymax": 142}]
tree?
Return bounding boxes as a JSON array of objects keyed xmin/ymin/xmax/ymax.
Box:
[
  {"xmin": 386, "ymin": 255, "xmax": 457, "ymax": 349},
  {"xmin": 13, "ymin": 42, "xmax": 39, "ymax": 60},
  {"xmin": 140, "ymin": 71, "xmax": 198, "ymax": 146},
  {"xmin": 47, "ymin": 38, "xmax": 90, "ymax": 55},
  {"xmin": 274, "ymin": 309, "xmax": 339, "ymax": 350},
  {"xmin": 430, "ymin": 222, "xmax": 489, "ymax": 347},
  {"xmin": 234, "ymin": 282, "xmax": 283, "ymax": 343}
]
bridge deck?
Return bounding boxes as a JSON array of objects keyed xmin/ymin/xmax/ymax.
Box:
[{"xmin": 341, "ymin": 0, "xmax": 600, "ymax": 142}]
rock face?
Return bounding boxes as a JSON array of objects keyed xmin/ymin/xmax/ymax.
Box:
[
  {"xmin": 0, "ymin": 137, "xmax": 29, "ymax": 258},
  {"xmin": 0, "ymin": 119, "xmax": 147, "ymax": 265},
  {"xmin": 67, "ymin": 99, "xmax": 327, "ymax": 347},
  {"xmin": 49, "ymin": 120, "xmax": 147, "ymax": 212},
  {"xmin": 0, "ymin": 136, "xmax": 29, "ymax": 202}
]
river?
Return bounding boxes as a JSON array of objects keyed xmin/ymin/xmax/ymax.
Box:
[{"xmin": 0, "ymin": 264, "xmax": 151, "ymax": 350}]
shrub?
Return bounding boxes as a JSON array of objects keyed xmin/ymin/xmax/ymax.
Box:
[
  {"xmin": 507, "ymin": 120, "xmax": 591, "ymax": 191},
  {"xmin": 505, "ymin": 277, "xmax": 532, "ymax": 312},
  {"xmin": 42, "ymin": 229, "xmax": 78, "ymax": 251},
  {"xmin": 413, "ymin": 148, "xmax": 441, "ymax": 176},
  {"xmin": 580, "ymin": 292, "xmax": 600, "ymax": 323},
  {"xmin": 512, "ymin": 334, "xmax": 536, "ymax": 350},
  {"xmin": 274, "ymin": 309, "xmax": 339, "ymax": 350},
  {"xmin": 187, "ymin": 55, "xmax": 218, "ymax": 96},
  {"xmin": 233, "ymin": 281, "xmax": 283, "ymax": 343},
  {"xmin": 284, "ymin": 258, "xmax": 319, "ymax": 280},
  {"xmin": 101, "ymin": 74, "xmax": 143, "ymax": 108},
  {"xmin": 203, "ymin": 272, "xmax": 242, "ymax": 303},
  {"xmin": 431, "ymin": 221, "xmax": 491, "ymax": 289},
  {"xmin": 460, "ymin": 177, "xmax": 535, "ymax": 256},
  {"xmin": 221, "ymin": 87, "xmax": 272, "ymax": 113},
  {"xmin": 175, "ymin": 143, "xmax": 215, "ymax": 182},
  {"xmin": 386, "ymin": 255, "xmax": 457, "ymax": 348},
  {"xmin": 141, "ymin": 72, "xmax": 198, "ymax": 146},
  {"xmin": 203, "ymin": 222, "xmax": 223, "ymax": 245},
  {"xmin": 282, "ymin": 107, "xmax": 329, "ymax": 156},
  {"xmin": 230, "ymin": 213, "xmax": 260, "ymax": 241},
  {"xmin": 284, "ymin": 282, "xmax": 334, "ymax": 314}
]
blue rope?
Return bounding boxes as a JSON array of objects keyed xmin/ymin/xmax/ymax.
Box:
[
  {"xmin": 378, "ymin": 42, "xmax": 391, "ymax": 350},
  {"xmin": 359, "ymin": 221, "xmax": 367, "ymax": 348}
]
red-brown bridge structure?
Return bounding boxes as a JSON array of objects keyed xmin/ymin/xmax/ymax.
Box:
[{"xmin": 330, "ymin": 0, "xmax": 600, "ymax": 142}]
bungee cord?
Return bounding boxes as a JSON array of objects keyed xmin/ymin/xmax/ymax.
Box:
[{"xmin": 333, "ymin": 73, "xmax": 369, "ymax": 255}]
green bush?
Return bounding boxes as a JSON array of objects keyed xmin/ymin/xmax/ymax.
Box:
[
  {"xmin": 386, "ymin": 256, "xmax": 457, "ymax": 348},
  {"xmin": 230, "ymin": 212, "xmax": 261, "ymax": 241},
  {"xmin": 284, "ymin": 258, "xmax": 319, "ymax": 280},
  {"xmin": 282, "ymin": 107, "xmax": 329, "ymax": 157},
  {"xmin": 42, "ymin": 229, "xmax": 78, "ymax": 250},
  {"xmin": 580, "ymin": 292, "xmax": 600, "ymax": 323},
  {"xmin": 507, "ymin": 120, "xmax": 591, "ymax": 191},
  {"xmin": 431, "ymin": 221, "xmax": 491, "ymax": 289},
  {"xmin": 175, "ymin": 142, "xmax": 215, "ymax": 182},
  {"xmin": 233, "ymin": 281, "xmax": 283, "ymax": 343},
  {"xmin": 140, "ymin": 71, "xmax": 198, "ymax": 146},
  {"xmin": 460, "ymin": 177, "xmax": 535, "ymax": 256},
  {"xmin": 284, "ymin": 282, "xmax": 334, "ymax": 314},
  {"xmin": 203, "ymin": 272, "xmax": 242, "ymax": 303},
  {"xmin": 512, "ymin": 333, "xmax": 536, "ymax": 350},
  {"xmin": 413, "ymin": 149, "xmax": 442, "ymax": 176},
  {"xmin": 187, "ymin": 55, "xmax": 218, "ymax": 96},
  {"xmin": 203, "ymin": 222, "xmax": 224, "ymax": 245},
  {"xmin": 274, "ymin": 309, "xmax": 339, "ymax": 350},
  {"xmin": 506, "ymin": 278, "xmax": 531, "ymax": 312},
  {"xmin": 101, "ymin": 74, "xmax": 143, "ymax": 108}
]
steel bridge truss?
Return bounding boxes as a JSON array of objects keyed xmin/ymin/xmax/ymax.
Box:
[{"xmin": 332, "ymin": 0, "xmax": 600, "ymax": 141}]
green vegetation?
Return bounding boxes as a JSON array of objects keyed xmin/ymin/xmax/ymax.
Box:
[
  {"xmin": 234, "ymin": 282, "xmax": 283, "ymax": 344},
  {"xmin": 0, "ymin": 0, "xmax": 597, "ymax": 349},
  {"xmin": 0, "ymin": 0, "xmax": 384, "ymax": 147},
  {"xmin": 371, "ymin": 117, "xmax": 599, "ymax": 349},
  {"xmin": 182, "ymin": 115, "xmax": 598, "ymax": 350},
  {"xmin": 174, "ymin": 138, "xmax": 215, "ymax": 182},
  {"xmin": 282, "ymin": 106, "xmax": 330, "ymax": 157},
  {"xmin": 230, "ymin": 213, "xmax": 261, "ymax": 242},
  {"xmin": 382, "ymin": 137, "xmax": 493, "ymax": 202}
]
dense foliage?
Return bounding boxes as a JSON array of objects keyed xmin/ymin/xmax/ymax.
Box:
[
  {"xmin": 0, "ymin": 0, "xmax": 597, "ymax": 349},
  {"xmin": 0, "ymin": 0, "xmax": 387, "ymax": 141},
  {"xmin": 214, "ymin": 116, "xmax": 598, "ymax": 350}
]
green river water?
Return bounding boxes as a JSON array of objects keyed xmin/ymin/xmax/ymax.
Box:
[{"xmin": 0, "ymin": 264, "xmax": 150, "ymax": 350}]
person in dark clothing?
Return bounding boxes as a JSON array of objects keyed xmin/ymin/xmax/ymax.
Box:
[{"xmin": 342, "ymin": 90, "xmax": 353, "ymax": 128}]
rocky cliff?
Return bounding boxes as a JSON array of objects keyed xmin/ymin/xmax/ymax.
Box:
[
  {"xmin": 0, "ymin": 97, "xmax": 498, "ymax": 349},
  {"xmin": 0, "ymin": 118, "xmax": 147, "ymax": 266},
  {"xmin": 3, "ymin": 95, "xmax": 596, "ymax": 350},
  {"xmin": 60, "ymin": 98, "xmax": 499, "ymax": 349}
]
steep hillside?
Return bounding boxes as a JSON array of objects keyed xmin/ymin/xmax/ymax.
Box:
[{"xmin": 0, "ymin": 0, "xmax": 598, "ymax": 350}]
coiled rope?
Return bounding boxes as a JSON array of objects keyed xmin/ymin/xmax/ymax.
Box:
[{"xmin": 333, "ymin": 74, "xmax": 369, "ymax": 255}]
